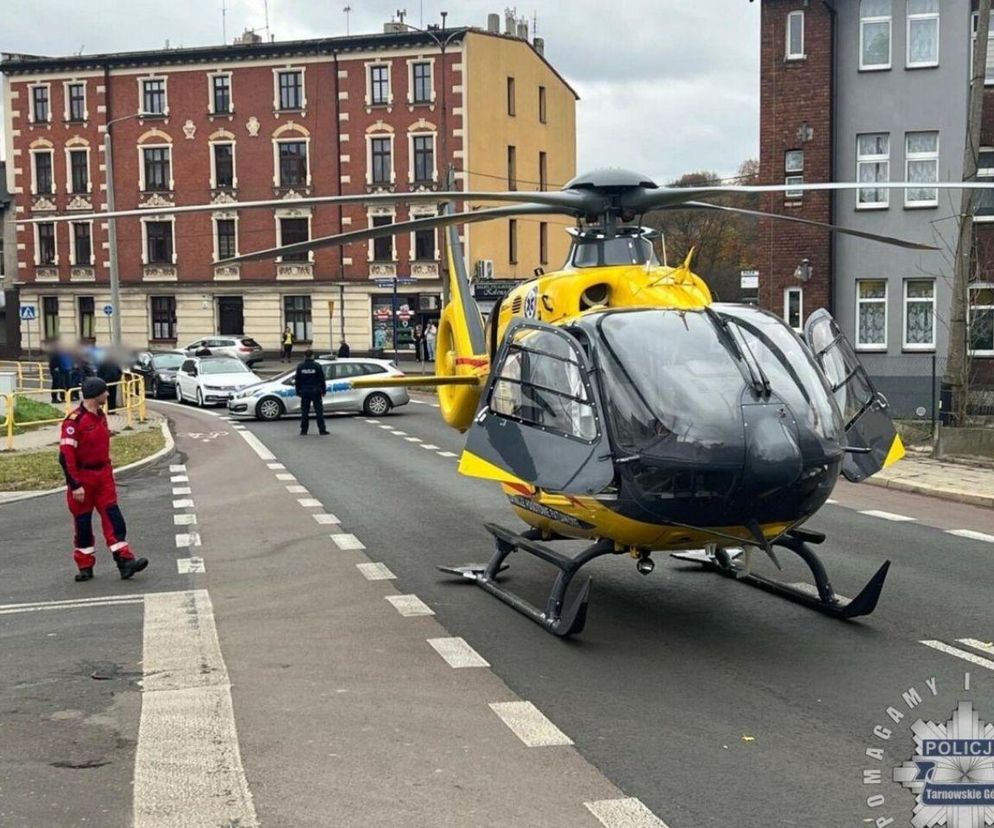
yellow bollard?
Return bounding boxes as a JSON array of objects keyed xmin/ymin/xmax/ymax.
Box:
[{"xmin": 5, "ymin": 393, "xmax": 13, "ymax": 451}]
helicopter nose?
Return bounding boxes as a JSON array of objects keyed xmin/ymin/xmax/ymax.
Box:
[{"xmin": 741, "ymin": 402, "xmax": 803, "ymax": 494}]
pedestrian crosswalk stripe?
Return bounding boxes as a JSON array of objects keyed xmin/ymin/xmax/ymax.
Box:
[
  {"xmin": 170, "ymin": 475, "xmax": 189, "ymax": 483},
  {"xmin": 169, "ymin": 464, "xmax": 186, "ymax": 473},
  {"xmin": 174, "ymin": 513, "xmax": 197, "ymax": 526},
  {"xmin": 175, "ymin": 532, "xmax": 202, "ymax": 549},
  {"xmin": 176, "ymin": 557, "xmax": 206, "ymax": 574},
  {"xmin": 172, "ymin": 486, "xmax": 192, "ymax": 496},
  {"xmin": 172, "ymin": 498, "xmax": 195, "ymax": 509}
]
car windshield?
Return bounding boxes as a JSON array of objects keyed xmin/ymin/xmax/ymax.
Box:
[
  {"xmin": 200, "ymin": 359, "xmax": 249, "ymax": 375},
  {"xmin": 152, "ymin": 353, "xmax": 184, "ymax": 370}
]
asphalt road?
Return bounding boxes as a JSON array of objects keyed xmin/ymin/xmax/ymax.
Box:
[{"xmin": 240, "ymin": 394, "xmax": 994, "ymax": 828}]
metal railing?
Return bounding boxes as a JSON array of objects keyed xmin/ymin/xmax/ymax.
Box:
[
  {"xmin": 1, "ymin": 372, "xmax": 146, "ymax": 451},
  {"xmin": 0, "ymin": 360, "xmax": 49, "ymax": 391}
]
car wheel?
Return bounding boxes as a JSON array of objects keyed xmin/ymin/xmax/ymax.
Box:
[
  {"xmin": 196, "ymin": 388, "xmax": 205, "ymax": 407},
  {"xmin": 363, "ymin": 392, "xmax": 391, "ymax": 416},
  {"xmin": 176, "ymin": 384, "xmax": 185, "ymax": 403},
  {"xmin": 256, "ymin": 396, "xmax": 285, "ymax": 421},
  {"xmin": 151, "ymin": 379, "xmax": 159, "ymax": 399}
]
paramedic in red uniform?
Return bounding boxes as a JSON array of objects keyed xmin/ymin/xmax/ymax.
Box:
[{"xmin": 60, "ymin": 377, "xmax": 149, "ymax": 582}]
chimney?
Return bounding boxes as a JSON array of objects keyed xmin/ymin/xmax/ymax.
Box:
[
  {"xmin": 516, "ymin": 21, "xmax": 528, "ymax": 40},
  {"xmin": 487, "ymin": 13, "xmax": 500, "ymax": 33},
  {"xmin": 505, "ymin": 10, "xmax": 515, "ymax": 35},
  {"xmin": 533, "ymin": 36, "xmax": 544, "ymax": 55}
]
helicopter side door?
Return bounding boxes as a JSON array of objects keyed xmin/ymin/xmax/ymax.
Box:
[
  {"xmin": 803, "ymin": 308, "xmax": 905, "ymax": 482},
  {"xmin": 460, "ymin": 320, "xmax": 615, "ymax": 495}
]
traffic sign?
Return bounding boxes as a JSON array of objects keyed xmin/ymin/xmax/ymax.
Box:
[
  {"xmin": 19, "ymin": 305, "xmax": 37, "ymax": 321},
  {"xmin": 103, "ymin": 304, "xmax": 114, "ymax": 316}
]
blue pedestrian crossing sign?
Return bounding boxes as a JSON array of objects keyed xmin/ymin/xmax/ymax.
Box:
[
  {"xmin": 103, "ymin": 304, "xmax": 114, "ymax": 316},
  {"xmin": 19, "ymin": 305, "xmax": 37, "ymax": 321}
]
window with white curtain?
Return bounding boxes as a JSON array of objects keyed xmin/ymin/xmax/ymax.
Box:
[
  {"xmin": 969, "ymin": 284, "xmax": 994, "ymax": 355},
  {"xmin": 857, "ymin": 280, "xmax": 887, "ymax": 349},
  {"xmin": 786, "ymin": 11, "xmax": 805, "ymax": 60},
  {"xmin": 860, "ymin": 0, "xmax": 892, "ymax": 69},
  {"xmin": 857, "ymin": 133, "xmax": 889, "ymax": 208},
  {"xmin": 903, "ymin": 280, "xmax": 935, "ymax": 349},
  {"xmin": 905, "ymin": 131, "xmax": 938, "ymax": 207},
  {"xmin": 906, "ymin": 0, "xmax": 939, "ymax": 67},
  {"xmin": 970, "ymin": 12, "xmax": 994, "ymax": 85},
  {"xmin": 977, "ymin": 148, "xmax": 994, "ymax": 221}
]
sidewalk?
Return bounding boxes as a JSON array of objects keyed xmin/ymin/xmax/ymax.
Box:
[
  {"xmin": 867, "ymin": 450, "xmax": 994, "ymax": 508},
  {"xmin": 7, "ymin": 410, "xmax": 160, "ymax": 452}
]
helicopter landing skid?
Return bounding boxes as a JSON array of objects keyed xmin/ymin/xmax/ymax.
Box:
[
  {"xmin": 670, "ymin": 528, "xmax": 890, "ymax": 620},
  {"xmin": 438, "ymin": 524, "xmax": 616, "ymax": 637}
]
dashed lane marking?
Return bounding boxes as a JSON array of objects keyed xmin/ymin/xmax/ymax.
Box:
[
  {"xmin": 356, "ymin": 561, "xmax": 394, "ymax": 579},
  {"xmin": 488, "ymin": 701, "xmax": 572, "ymax": 746},
  {"xmin": 921, "ymin": 640, "xmax": 994, "ymax": 671},
  {"xmin": 420, "ymin": 444, "xmax": 439, "ymax": 450},
  {"xmin": 169, "ymin": 464, "xmax": 186, "ymax": 473},
  {"xmin": 170, "ymin": 475, "xmax": 189, "ymax": 484},
  {"xmin": 438, "ymin": 451, "xmax": 458, "ymax": 458},
  {"xmin": 267, "ymin": 462, "xmax": 286, "ymax": 470},
  {"xmin": 947, "ymin": 529, "xmax": 994, "ymax": 543},
  {"xmin": 286, "ymin": 485, "xmax": 309, "ymax": 494},
  {"xmin": 275, "ymin": 473, "xmax": 296, "ymax": 481},
  {"xmin": 405, "ymin": 437, "xmax": 422, "ymax": 442},
  {"xmin": 297, "ymin": 498, "xmax": 322, "ymax": 508},
  {"xmin": 385, "ymin": 594, "xmax": 435, "ymax": 617},
  {"xmin": 428, "ymin": 637, "xmax": 490, "ymax": 668},
  {"xmin": 329, "ymin": 533, "xmax": 362, "ymax": 550},
  {"xmin": 175, "ymin": 532, "xmax": 202, "ymax": 549},
  {"xmin": 390, "ymin": 430, "xmax": 407, "ymax": 435},
  {"xmin": 174, "ymin": 513, "xmax": 197, "ymax": 526},
  {"xmin": 584, "ymin": 798, "xmax": 671, "ymax": 828},
  {"xmin": 172, "ymin": 498, "xmax": 195, "ymax": 509},
  {"xmin": 365, "ymin": 419, "xmax": 381, "ymax": 424},
  {"xmin": 859, "ymin": 509, "xmax": 916, "ymax": 522},
  {"xmin": 378, "ymin": 424, "xmax": 393, "ymax": 429},
  {"xmin": 313, "ymin": 513, "xmax": 341, "ymax": 525},
  {"xmin": 176, "ymin": 557, "xmax": 206, "ymax": 574},
  {"xmin": 172, "ymin": 486, "xmax": 192, "ymax": 496}
]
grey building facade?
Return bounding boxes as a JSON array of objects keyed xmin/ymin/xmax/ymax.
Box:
[{"xmin": 0, "ymin": 160, "xmax": 18, "ymax": 357}]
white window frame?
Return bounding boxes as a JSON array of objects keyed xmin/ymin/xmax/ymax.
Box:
[
  {"xmin": 784, "ymin": 287, "xmax": 804, "ymax": 332},
  {"xmin": 69, "ymin": 220, "xmax": 95, "ymax": 266},
  {"xmin": 211, "ymin": 211, "xmax": 240, "ymax": 263},
  {"xmin": 856, "ymin": 279, "xmax": 888, "ymax": 351},
  {"xmin": 969, "ymin": 282, "xmax": 994, "ymax": 356},
  {"xmin": 64, "ymin": 143, "xmax": 92, "ymax": 195},
  {"xmin": 859, "ymin": 0, "xmax": 892, "ymax": 71},
  {"xmin": 140, "ymin": 215, "xmax": 177, "ymax": 265},
  {"xmin": 29, "ymin": 146, "xmax": 55, "ymax": 196},
  {"xmin": 976, "ymin": 146, "xmax": 994, "ymax": 223},
  {"xmin": 138, "ymin": 75, "xmax": 169, "ymax": 117},
  {"xmin": 970, "ymin": 12, "xmax": 994, "ymax": 86},
  {"xmin": 786, "ymin": 11, "xmax": 805, "ymax": 60},
  {"xmin": 138, "ymin": 143, "xmax": 174, "ymax": 192},
  {"xmin": 409, "ymin": 205, "xmax": 438, "ymax": 261},
  {"xmin": 28, "ymin": 82, "xmax": 52, "ymax": 124},
  {"xmin": 274, "ymin": 210, "xmax": 314, "ymax": 263},
  {"xmin": 904, "ymin": 131, "xmax": 939, "ymax": 208},
  {"xmin": 34, "ymin": 221, "xmax": 58, "ymax": 266},
  {"xmin": 856, "ymin": 133, "xmax": 890, "ymax": 209},
  {"xmin": 272, "ymin": 67, "xmax": 307, "ymax": 113},
  {"xmin": 209, "ymin": 139, "xmax": 238, "ymax": 189},
  {"xmin": 367, "ymin": 207, "xmax": 397, "ymax": 263},
  {"xmin": 407, "ymin": 58, "xmax": 436, "ymax": 105},
  {"xmin": 902, "ymin": 278, "xmax": 935, "ymax": 351},
  {"xmin": 785, "ymin": 175, "xmax": 804, "ymax": 199},
  {"xmin": 365, "ymin": 61, "xmax": 393, "ymax": 108},
  {"xmin": 906, "ymin": 0, "xmax": 939, "ymax": 69},
  {"xmin": 63, "ymin": 80, "xmax": 89, "ymax": 122},
  {"xmin": 365, "ymin": 129, "xmax": 396, "ymax": 186},
  {"xmin": 207, "ymin": 70, "xmax": 234, "ymax": 115},
  {"xmin": 272, "ymin": 136, "xmax": 312, "ymax": 188},
  {"xmin": 408, "ymin": 130, "xmax": 438, "ymax": 185},
  {"xmin": 785, "ymin": 149, "xmax": 804, "ymax": 174}
]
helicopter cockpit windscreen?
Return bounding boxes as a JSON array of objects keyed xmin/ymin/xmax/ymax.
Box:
[{"xmin": 571, "ymin": 235, "xmax": 659, "ymax": 268}]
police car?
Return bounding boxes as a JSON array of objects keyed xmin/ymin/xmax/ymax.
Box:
[{"xmin": 226, "ymin": 358, "xmax": 410, "ymax": 420}]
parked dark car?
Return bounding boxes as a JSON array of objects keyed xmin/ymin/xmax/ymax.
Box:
[{"xmin": 133, "ymin": 350, "xmax": 186, "ymax": 399}]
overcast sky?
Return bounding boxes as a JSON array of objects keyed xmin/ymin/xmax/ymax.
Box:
[{"xmin": 1, "ymin": 0, "xmax": 759, "ymax": 183}]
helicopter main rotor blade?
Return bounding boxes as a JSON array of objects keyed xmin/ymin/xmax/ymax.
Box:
[
  {"xmin": 675, "ymin": 201, "xmax": 939, "ymax": 251},
  {"xmin": 220, "ymin": 202, "xmax": 567, "ymax": 264}
]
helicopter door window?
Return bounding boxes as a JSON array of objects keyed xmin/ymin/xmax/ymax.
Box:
[{"xmin": 804, "ymin": 310, "xmax": 876, "ymax": 428}]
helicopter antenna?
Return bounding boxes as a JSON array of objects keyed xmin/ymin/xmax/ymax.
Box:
[{"xmin": 344, "ymin": 4, "xmax": 352, "ymax": 35}]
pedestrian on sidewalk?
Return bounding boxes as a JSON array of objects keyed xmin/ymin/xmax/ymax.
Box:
[
  {"xmin": 59, "ymin": 377, "xmax": 148, "ymax": 582},
  {"xmin": 281, "ymin": 326, "xmax": 295, "ymax": 364},
  {"xmin": 48, "ymin": 348, "xmax": 66, "ymax": 404},
  {"xmin": 425, "ymin": 321, "xmax": 437, "ymax": 362},
  {"xmin": 97, "ymin": 355, "xmax": 123, "ymax": 412},
  {"xmin": 294, "ymin": 349, "xmax": 328, "ymax": 436},
  {"xmin": 337, "ymin": 339, "xmax": 351, "ymax": 358}
]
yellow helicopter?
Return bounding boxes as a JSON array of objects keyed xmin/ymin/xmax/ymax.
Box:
[{"xmin": 46, "ymin": 170, "xmax": 988, "ymax": 636}]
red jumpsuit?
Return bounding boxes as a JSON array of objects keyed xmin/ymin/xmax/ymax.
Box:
[{"xmin": 59, "ymin": 405, "xmax": 136, "ymax": 571}]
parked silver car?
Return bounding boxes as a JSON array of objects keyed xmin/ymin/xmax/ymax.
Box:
[
  {"xmin": 227, "ymin": 358, "xmax": 410, "ymax": 420},
  {"xmin": 182, "ymin": 336, "xmax": 264, "ymax": 365}
]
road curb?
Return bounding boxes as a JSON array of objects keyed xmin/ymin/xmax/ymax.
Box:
[
  {"xmin": 864, "ymin": 475, "xmax": 994, "ymax": 509},
  {"xmin": 0, "ymin": 420, "xmax": 174, "ymax": 505}
]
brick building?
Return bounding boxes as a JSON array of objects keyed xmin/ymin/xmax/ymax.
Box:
[
  {"xmin": 0, "ymin": 16, "xmax": 577, "ymax": 354},
  {"xmin": 759, "ymin": 0, "xmax": 993, "ymax": 416}
]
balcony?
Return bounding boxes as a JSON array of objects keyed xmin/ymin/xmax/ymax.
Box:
[
  {"xmin": 276, "ymin": 263, "xmax": 313, "ymax": 280},
  {"xmin": 143, "ymin": 265, "xmax": 177, "ymax": 281}
]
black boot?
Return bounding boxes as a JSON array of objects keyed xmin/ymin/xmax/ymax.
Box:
[
  {"xmin": 114, "ymin": 553, "xmax": 148, "ymax": 580},
  {"xmin": 75, "ymin": 567, "xmax": 94, "ymax": 582}
]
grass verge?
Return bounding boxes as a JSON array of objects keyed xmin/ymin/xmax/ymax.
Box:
[
  {"xmin": 0, "ymin": 428, "xmax": 166, "ymax": 492},
  {"xmin": 11, "ymin": 397, "xmax": 64, "ymax": 435}
]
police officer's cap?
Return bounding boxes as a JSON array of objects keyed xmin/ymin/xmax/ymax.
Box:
[{"xmin": 82, "ymin": 377, "xmax": 108, "ymax": 399}]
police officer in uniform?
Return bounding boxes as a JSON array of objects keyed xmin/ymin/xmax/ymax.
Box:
[
  {"xmin": 60, "ymin": 377, "xmax": 149, "ymax": 582},
  {"xmin": 294, "ymin": 349, "xmax": 328, "ymax": 436}
]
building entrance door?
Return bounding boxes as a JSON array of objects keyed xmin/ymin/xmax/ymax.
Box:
[{"xmin": 218, "ymin": 296, "xmax": 244, "ymax": 335}]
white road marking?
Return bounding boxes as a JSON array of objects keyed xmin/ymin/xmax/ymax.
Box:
[
  {"xmin": 958, "ymin": 639, "xmax": 994, "ymax": 656},
  {"xmin": 390, "ymin": 430, "xmax": 407, "ymax": 435},
  {"xmin": 410, "ymin": 399, "xmax": 429, "ymax": 405},
  {"xmin": 356, "ymin": 561, "xmax": 394, "ymax": 579},
  {"xmin": 169, "ymin": 464, "xmax": 186, "ymax": 473},
  {"xmin": 236, "ymin": 429, "xmax": 276, "ymax": 461},
  {"xmin": 921, "ymin": 640, "xmax": 994, "ymax": 671},
  {"xmin": 947, "ymin": 529, "xmax": 994, "ymax": 543},
  {"xmin": 859, "ymin": 510, "xmax": 916, "ymax": 522},
  {"xmin": 285, "ymin": 485, "xmax": 309, "ymax": 494},
  {"xmin": 276, "ymin": 473, "xmax": 296, "ymax": 481},
  {"xmin": 231, "ymin": 424, "xmax": 246, "ymax": 430},
  {"xmin": 172, "ymin": 498, "xmax": 195, "ymax": 509},
  {"xmin": 170, "ymin": 475, "xmax": 189, "ymax": 483},
  {"xmin": 420, "ymin": 444, "xmax": 440, "ymax": 450},
  {"xmin": 585, "ymin": 798, "xmax": 671, "ymax": 828},
  {"xmin": 438, "ymin": 451, "xmax": 458, "ymax": 458},
  {"xmin": 330, "ymin": 533, "xmax": 363, "ymax": 549},
  {"xmin": 313, "ymin": 513, "xmax": 341, "ymax": 525},
  {"xmin": 0, "ymin": 595, "xmax": 145, "ymax": 616},
  {"xmin": 365, "ymin": 419, "xmax": 381, "ymax": 424},
  {"xmin": 385, "ymin": 594, "xmax": 435, "ymax": 617},
  {"xmin": 826, "ymin": 499, "xmax": 838, "ymax": 505},
  {"xmin": 378, "ymin": 424, "xmax": 393, "ymax": 429},
  {"xmin": 428, "ymin": 637, "xmax": 490, "ymax": 668},
  {"xmin": 174, "ymin": 513, "xmax": 197, "ymax": 526},
  {"xmin": 176, "ymin": 557, "xmax": 206, "ymax": 574},
  {"xmin": 172, "ymin": 486, "xmax": 192, "ymax": 496},
  {"xmin": 405, "ymin": 437, "xmax": 422, "ymax": 442},
  {"xmin": 134, "ymin": 590, "xmax": 258, "ymax": 828},
  {"xmin": 297, "ymin": 498, "xmax": 322, "ymax": 508},
  {"xmin": 175, "ymin": 532, "xmax": 202, "ymax": 549},
  {"xmin": 488, "ymin": 701, "xmax": 572, "ymax": 746},
  {"xmin": 266, "ymin": 462, "xmax": 285, "ymax": 470}
]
